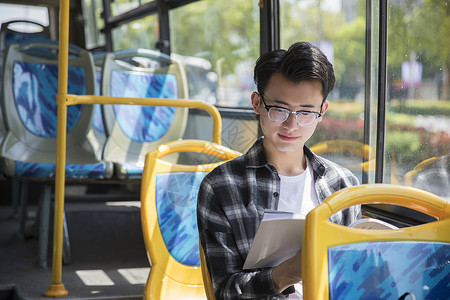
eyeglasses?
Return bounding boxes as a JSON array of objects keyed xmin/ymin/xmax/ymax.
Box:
[{"xmin": 259, "ymin": 94, "xmax": 323, "ymax": 127}]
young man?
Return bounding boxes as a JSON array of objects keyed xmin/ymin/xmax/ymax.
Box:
[{"xmin": 197, "ymin": 41, "xmax": 361, "ymax": 299}]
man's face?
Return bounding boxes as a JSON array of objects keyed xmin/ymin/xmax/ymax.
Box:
[{"xmin": 251, "ymin": 73, "xmax": 328, "ymax": 154}]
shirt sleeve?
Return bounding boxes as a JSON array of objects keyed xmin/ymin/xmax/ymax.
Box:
[{"xmin": 197, "ymin": 177, "xmax": 285, "ymax": 300}]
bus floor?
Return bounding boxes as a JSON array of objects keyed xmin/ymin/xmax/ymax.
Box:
[{"xmin": 0, "ymin": 187, "xmax": 149, "ymax": 300}]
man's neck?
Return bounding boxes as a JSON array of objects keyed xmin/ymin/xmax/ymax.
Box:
[{"xmin": 263, "ymin": 143, "xmax": 306, "ymax": 176}]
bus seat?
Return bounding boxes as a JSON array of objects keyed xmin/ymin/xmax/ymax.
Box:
[
  {"xmin": 101, "ymin": 49, "xmax": 189, "ymax": 180},
  {"xmin": 310, "ymin": 139, "xmax": 375, "ymax": 183},
  {"xmin": 310, "ymin": 139, "xmax": 375, "ymax": 172},
  {"xmin": 404, "ymin": 155, "xmax": 450, "ymax": 199},
  {"xmin": 0, "ymin": 20, "xmax": 50, "ymax": 51},
  {"xmin": 302, "ymin": 184, "xmax": 450, "ymax": 300},
  {"xmin": 140, "ymin": 139, "xmax": 241, "ymax": 300},
  {"xmin": 0, "ymin": 41, "xmax": 112, "ymax": 178},
  {"xmin": 0, "ymin": 41, "xmax": 113, "ymax": 268}
]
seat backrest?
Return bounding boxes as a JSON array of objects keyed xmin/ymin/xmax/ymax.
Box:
[
  {"xmin": 140, "ymin": 139, "xmax": 240, "ymax": 300},
  {"xmin": 0, "ymin": 20, "xmax": 50, "ymax": 51},
  {"xmin": 0, "ymin": 41, "xmax": 103, "ymax": 176},
  {"xmin": 101, "ymin": 49, "xmax": 189, "ymax": 179},
  {"xmin": 404, "ymin": 156, "xmax": 438, "ymax": 184},
  {"xmin": 310, "ymin": 139, "xmax": 374, "ymax": 172},
  {"xmin": 404, "ymin": 155, "xmax": 450, "ymax": 198},
  {"xmin": 302, "ymin": 184, "xmax": 450, "ymax": 300}
]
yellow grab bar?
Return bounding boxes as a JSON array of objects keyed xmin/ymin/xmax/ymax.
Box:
[{"xmin": 66, "ymin": 94, "xmax": 222, "ymax": 144}]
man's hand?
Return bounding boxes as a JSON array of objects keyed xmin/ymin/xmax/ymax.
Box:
[{"xmin": 271, "ymin": 249, "xmax": 302, "ymax": 292}]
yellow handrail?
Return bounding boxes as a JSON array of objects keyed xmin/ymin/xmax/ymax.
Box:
[
  {"xmin": 66, "ymin": 95, "xmax": 222, "ymax": 144},
  {"xmin": 45, "ymin": 0, "xmax": 222, "ymax": 296},
  {"xmin": 44, "ymin": 0, "xmax": 70, "ymax": 295}
]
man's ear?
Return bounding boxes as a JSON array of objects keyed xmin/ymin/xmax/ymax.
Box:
[
  {"xmin": 318, "ymin": 100, "xmax": 329, "ymax": 122},
  {"xmin": 251, "ymin": 92, "xmax": 261, "ymax": 115}
]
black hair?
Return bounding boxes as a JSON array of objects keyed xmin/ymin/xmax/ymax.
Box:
[{"xmin": 253, "ymin": 41, "xmax": 335, "ymax": 101}]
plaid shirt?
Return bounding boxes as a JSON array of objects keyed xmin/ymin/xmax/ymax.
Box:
[{"xmin": 197, "ymin": 137, "xmax": 361, "ymax": 299}]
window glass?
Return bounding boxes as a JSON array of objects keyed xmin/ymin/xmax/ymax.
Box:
[
  {"xmin": 112, "ymin": 14, "xmax": 158, "ymax": 51},
  {"xmin": 111, "ymin": 0, "xmax": 141, "ymax": 16},
  {"xmin": 170, "ymin": 0, "xmax": 259, "ymax": 107},
  {"xmin": 386, "ymin": 0, "xmax": 450, "ymax": 199},
  {"xmin": 83, "ymin": 0, "xmax": 105, "ymax": 49},
  {"xmin": 280, "ymin": 0, "xmax": 368, "ymax": 183}
]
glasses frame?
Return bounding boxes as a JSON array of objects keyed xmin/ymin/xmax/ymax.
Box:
[{"xmin": 259, "ymin": 93, "xmax": 323, "ymax": 127}]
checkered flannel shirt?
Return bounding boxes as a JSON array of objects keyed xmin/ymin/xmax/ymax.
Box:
[{"xmin": 197, "ymin": 137, "xmax": 361, "ymax": 299}]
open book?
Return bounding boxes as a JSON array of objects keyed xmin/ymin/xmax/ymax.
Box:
[
  {"xmin": 243, "ymin": 210, "xmax": 397, "ymax": 270},
  {"xmin": 243, "ymin": 210, "xmax": 305, "ymax": 270}
]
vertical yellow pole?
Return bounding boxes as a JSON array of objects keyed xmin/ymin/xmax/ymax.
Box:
[{"xmin": 44, "ymin": 0, "xmax": 69, "ymax": 296}]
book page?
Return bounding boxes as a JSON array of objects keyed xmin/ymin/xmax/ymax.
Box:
[
  {"xmin": 349, "ymin": 218, "xmax": 398, "ymax": 230},
  {"xmin": 243, "ymin": 210, "xmax": 305, "ymax": 270},
  {"xmin": 261, "ymin": 209, "xmax": 305, "ymax": 221}
]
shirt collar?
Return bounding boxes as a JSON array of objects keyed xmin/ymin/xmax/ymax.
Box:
[
  {"xmin": 304, "ymin": 146, "xmax": 326, "ymax": 178},
  {"xmin": 244, "ymin": 137, "xmax": 327, "ymax": 178},
  {"xmin": 244, "ymin": 137, "xmax": 270, "ymax": 169}
]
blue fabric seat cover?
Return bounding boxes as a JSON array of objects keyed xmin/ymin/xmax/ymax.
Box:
[
  {"xmin": 155, "ymin": 171, "xmax": 207, "ymax": 267},
  {"xmin": 328, "ymin": 241, "xmax": 450, "ymax": 299},
  {"xmin": 14, "ymin": 161, "xmax": 109, "ymax": 179},
  {"xmin": 110, "ymin": 70, "xmax": 177, "ymax": 143},
  {"xmin": 5, "ymin": 32, "xmax": 49, "ymax": 48},
  {"xmin": 12, "ymin": 61, "xmax": 108, "ymax": 179},
  {"xmin": 14, "ymin": 61, "xmax": 83, "ymax": 137}
]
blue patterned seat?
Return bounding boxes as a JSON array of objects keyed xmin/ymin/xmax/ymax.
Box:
[
  {"xmin": 140, "ymin": 139, "xmax": 241, "ymax": 299},
  {"xmin": 101, "ymin": 49, "xmax": 189, "ymax": 179},
  {"xmin": 328, "ymin": 241, "xmax": 449, "ymax": 299},
  {"xmin": 0, "ymin": 41, "xmax": 113, "ymax": 268},
  {"xmin": 0, "ymin": 20, "xmax": 50, "ymax": 174},
  {"xmin": 156, "ymin": 171, "xmax": 208, "ymax": 267},
  {"xmin": 0, "ymin": 41, "xmax": 113, "ymax": 179},
  {"xmin": 302, "ymin": 184, "xmax": 450, "ymax": 300}
]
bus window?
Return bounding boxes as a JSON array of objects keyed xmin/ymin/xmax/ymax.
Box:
[
  {"xmin": 169, "ymin": 0, "xmax": 259, "ymax": 107},
  {"xmin": 82, "ymin": 0, "xmax": 105, "ymax": 49},
  {"xmin": 112, "ymin": 14, "xmax": 158, "ymax": 51},
  {"xmin": 280, "ymin": 0, "xmax": 367, "ymax": 182},
  {"xmin": 111, "ymin": 0, "xmax": 141, "ymax": 16},
  {"xmin": 386, "ymin": 0, "xmax": 449, "ymax": 197}
]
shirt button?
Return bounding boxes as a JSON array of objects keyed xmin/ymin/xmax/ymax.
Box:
[{"xmin": 273, "ymin": 192, "xmax": 279, "ymax": 197}]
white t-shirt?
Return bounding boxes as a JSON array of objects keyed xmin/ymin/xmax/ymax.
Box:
[
  {"xmin": 277, "ymin": 158, "xmax": 318, "ymax": 214},
  {"xmin": 277, "ymin": 158, "xmax": 318, "ymax": 299}
]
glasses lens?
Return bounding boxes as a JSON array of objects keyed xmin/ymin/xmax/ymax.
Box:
[
  {"xmin": 268, "ymin": 107, "xmax": 289, "ymax": 123},
  {"xmin": 296, "ymin": 112, "xmax": 316, "ymax": 126}
]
